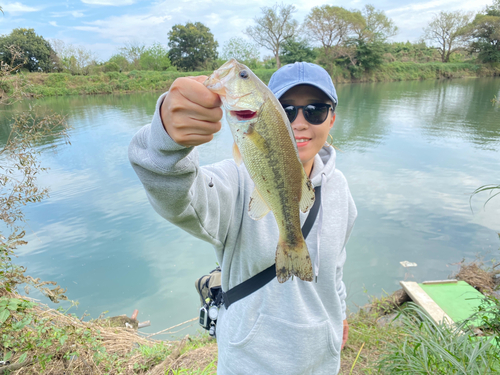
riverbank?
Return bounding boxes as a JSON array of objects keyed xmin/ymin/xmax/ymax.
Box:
[
  {"xmin": 2, "ymin": 259, "xmax": 498, "ymax": 374},
  {"xmin": 1, "ymin": 62, "xmax": 498, "ymax": 99}
]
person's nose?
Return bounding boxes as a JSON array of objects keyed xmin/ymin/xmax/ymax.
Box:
[{"xmin": 291, "ymin": 108, "xmax": 309, "ymax": 131}]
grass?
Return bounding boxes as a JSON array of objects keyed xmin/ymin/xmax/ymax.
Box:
[
  {"xmin": 2, "ymin": 288, "xmax": 499, "ymax": 374},
  {"xmin": 339, "ymin": 308, "xmax": 407, "ymax": 374},
  {"xmin": 378, "ymin": 303, "xmax": 500, "ymax": 374},
  {"xmin": 2, "ymin": 61, "xmax": 499, "ymax": 99}
]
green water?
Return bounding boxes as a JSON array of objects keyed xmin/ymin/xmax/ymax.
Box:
[{"xmin": 1, "ymin": 77, "xmax": 499, "ymax": 338}]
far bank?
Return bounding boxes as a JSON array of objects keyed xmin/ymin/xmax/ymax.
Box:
[{"xmin": 1, "ymin": 62, "xmax": 499, "ymax": 99}]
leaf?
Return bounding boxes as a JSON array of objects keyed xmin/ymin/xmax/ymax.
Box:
[
  {"xmin": 4, "ymin": 351, "xmax": 12, "ymax": 361},
  {"xmin": 0, "ymin": 309, "xmax": 11, "ymax": 325},
  {"xmin": 7, "ymin": 298, "xmax": 21, "ymax": 310},
  {"xmin": 18, "ymin": 352, "xmax": 27, "ymax": 364},
  {"xmin": 0, "ymin": 298, "xmax": 8, "ymax": 309},
  {"xmin": 60, "ymin": 335, "xmax": 68, "ymax": 346}
]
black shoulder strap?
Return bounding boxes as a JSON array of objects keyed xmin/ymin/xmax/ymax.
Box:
[{"xmin": 220, "ymin": 186, "xmax": 322, "ymax": 309}]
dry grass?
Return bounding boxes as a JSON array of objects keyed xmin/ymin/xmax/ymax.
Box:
[
  {"xmin": 1, "ymin": 292, "xmax": 172, "ymax": 374},
  {"xmin": 454, "ymin": 261, "xmax": 496, "ymax": 293}
]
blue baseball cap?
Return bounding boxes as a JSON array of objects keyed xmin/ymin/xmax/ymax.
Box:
[{"xmin": 268, "ymin": 62, "xmax": 338, "ymax": 106}]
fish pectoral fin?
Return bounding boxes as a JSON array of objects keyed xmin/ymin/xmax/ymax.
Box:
[
  {"xmin": 299, "ymin": 177, "xmax": 316, "ymax": 213},
  {"xmin": 248, "ymin": 187, "xmax": 271, "ymax": 220},
  {"xmin": 246, "ymin": 125, "xmax": 269, "ymax": 153},
  {"xmin": 232, "ymin": 143, "xmax": 242, "ymax": 166}
]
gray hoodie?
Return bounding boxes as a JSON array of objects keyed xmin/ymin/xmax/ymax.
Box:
[{"xmin": 129, "ymin": 93, "xmax": 357, "ymax": 375}]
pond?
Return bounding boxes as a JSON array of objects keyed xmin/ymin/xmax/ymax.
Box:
[{"xmin": 1, "ymin": 77, "xmax": 499, "ymax": 338}]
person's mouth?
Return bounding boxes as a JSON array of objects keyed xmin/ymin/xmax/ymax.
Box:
[{"xmin": 295, "ymin": 137, "xmax": 311, "ymax": 147}]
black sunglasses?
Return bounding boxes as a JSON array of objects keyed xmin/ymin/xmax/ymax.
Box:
[{"xmin": 281, "ymin": 103, "xmax": 335, "ymax": 125}]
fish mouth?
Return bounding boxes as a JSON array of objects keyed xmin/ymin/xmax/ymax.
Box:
[{"xmin": 231, "ymin": 110, "xmax": 257, "ymax": 121}]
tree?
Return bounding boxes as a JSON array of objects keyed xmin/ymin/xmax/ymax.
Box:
[
  {"xmin": 341, "ymin": 39, "xmax": 384, "ymax": 78},
  {"xmin": 0, "ymin": 28, "xmax": 57, "ymax": 72},
  {"xmin": 1, "ymin": 47, "xmax": 70, "ymax": 301},
  {"xmin": 139, "ymin": 43, "xmax": 171, "ymax": 71},
  {"xmin": 168, "ymin": 22, "xmax": 218, "ymax": 72},
  {"xmin": 119, "ymin": 42, "xmax": 146, "ymax": 70},
  {"xmin": 280, "ymin": 38, "xmax": 317, "ymax": 64},
  {"xmin": 245, "ymin": 3, "xmax": 299, "ymax": 69},
  {"xmin": 221, "ymin": 37, "xmax": 260, "ymax": 67},
  {"xmin": 107, "ymin": 54, "xmax": 130, "ymax": 72},
  {"xmin": 50, "ymin": 39, "xmax": 97, "ymax": 75},
  {"xmin": 303, "ymin": 5, "xmax": 365, "ymax": 53},
  {"xmin": 359, "ymin": 5, "xmax": 398, "ymax": 42},
  {"xmin": 423, "ymin": 11, "xmax": 473, "ymax": 63},
  {"xmin": 469, "ymin": 0, "xmax": 500, "ymax": 63}
]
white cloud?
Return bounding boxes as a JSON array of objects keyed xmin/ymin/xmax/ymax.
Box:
[
  {"xmin": 1, "ymin": 2, "xmax": 38, "ymax": 13},
  {"xmin": 73, "ymin": 14, "xmax": 172, "ymax": 44},
  {"xmin": 49, "ymin": 21, "xmax": 58, "ymax": 27},
  {"xmin": 386, "ymin": 0, "xmax": 491, "ymax": 42},
  {"xmin": 51, "ymin": 10, "xmax": 86, "ymax": 18},
  {"xmin": 80, "ymin": 0, "xmax": 135, "ymax": 5}
]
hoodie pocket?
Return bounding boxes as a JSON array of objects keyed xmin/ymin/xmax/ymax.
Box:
[{"xmin": 224, "ymin": 314, "xmax": 340, "ymax": 375}]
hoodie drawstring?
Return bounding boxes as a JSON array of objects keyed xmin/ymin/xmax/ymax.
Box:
[{"xmin": 314, "ymin": 173, "xmax": 326, "ymax": 282}]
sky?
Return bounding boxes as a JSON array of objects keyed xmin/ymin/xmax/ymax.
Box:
[{"xmin": 0, "ymin": 0, "xmax": 493, "ymax": 61}]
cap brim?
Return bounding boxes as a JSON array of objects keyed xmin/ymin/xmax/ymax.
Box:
[{"xmin": 273, "ymin": 82, "xmax": 337, "ymax": 104}]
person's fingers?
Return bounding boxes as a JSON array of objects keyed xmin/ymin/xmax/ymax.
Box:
[
  {"xmin": 170, "ymin": 76, "xmax": 221, "ymax": 109},
  {"xmin": 186, "ymin": 75, "xmax": 209, "ymax": 83},
  {"xmin": 172, "ymin": 119, "xmax": 222, "ymax": 136},
  {"xmin": 168, "ymin": 98, "xmax": 223, "ymax": 123},
  {"xmin": 175, "ymin": 132, "xmax": 216, "ymax": 147},
  {"xmin": 341, "ymin": 320, "xmax": 349, "ymax": 350}
]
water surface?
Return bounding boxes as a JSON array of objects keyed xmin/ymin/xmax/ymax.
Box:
[{"xmin": 1, "ymin": 77, "xmax": 499, "ymax": 338}]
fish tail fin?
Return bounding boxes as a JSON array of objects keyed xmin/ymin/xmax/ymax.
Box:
[{"xmin": 275, "ymin": 237, "xmax": 313, "ymax": 283}]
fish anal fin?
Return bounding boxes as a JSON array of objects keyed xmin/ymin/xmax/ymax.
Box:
[
  {"xmin": 276, "ymin": 236, "xmax": 313, "ymax": 283},
  {"xmin": 299, "ymin": 177, "xmax": 315, "ymax": 213},
  {"xmin": 232, "ymin": 143, "xmax": 242, "ymax": 166},
  {"xmin": 248, "ymin": 187, "xmax": 271, "ymax": 220}
]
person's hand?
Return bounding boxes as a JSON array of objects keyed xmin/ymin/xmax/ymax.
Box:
[
  {"xmin": 160, "ymin": 76, "xmax": 223, "ymax": 147},
  {"xmin": 341, "ymin": 319, "xmax": 349, "ymax": 350}
]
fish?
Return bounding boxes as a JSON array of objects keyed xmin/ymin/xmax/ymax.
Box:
[{"xmin": 204, "ymin": 59, "xmax": 315, "ymax": 283}]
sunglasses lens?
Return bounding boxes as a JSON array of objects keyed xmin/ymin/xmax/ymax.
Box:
[
  {"xmin": 283, "ymin": 105, "xmax": 298, "ymax": 123},
  {"xmin": 304, "ymin": 104, "xmax": 329, "ymax": 125}
]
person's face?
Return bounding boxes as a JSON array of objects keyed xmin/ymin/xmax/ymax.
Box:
[{"xmin": 279, "ymin": 84, "xmax": 336, "ymax": 176}]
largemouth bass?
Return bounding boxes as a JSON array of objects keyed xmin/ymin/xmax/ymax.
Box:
[{"xmin": 204, "ymin": 59, "xmax": 315, "ymax": 283}]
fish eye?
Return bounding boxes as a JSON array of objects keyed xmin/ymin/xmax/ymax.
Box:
[{"xmin": 239, "ymin": 70, "xmax": 249, "ymax": 79}]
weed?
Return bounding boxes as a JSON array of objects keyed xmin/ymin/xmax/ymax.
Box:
[{"xmin": 378, "ymin": 303, "xmax": 500, "ymax": 374}]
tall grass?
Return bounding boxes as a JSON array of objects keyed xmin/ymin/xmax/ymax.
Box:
[{"xmin": 378, "ymin": 303, "xmax": 500, "ymax": 374}]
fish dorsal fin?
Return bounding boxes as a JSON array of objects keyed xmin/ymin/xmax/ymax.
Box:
[
  {"xmin": 300, "ymin": 176, "xmax": 315, "ymax": 213},
  {"xmin": 248, "ymin": 187, "xmax": 271, "ymax": 220},
  {"xmin": 232, "ymin": 143, "xmax": 242, "ymax": 166}
]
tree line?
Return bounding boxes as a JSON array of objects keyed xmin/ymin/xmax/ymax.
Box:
[{"xmin": 0, "ymin": 1, "xmax": 498, "ymax": 76}]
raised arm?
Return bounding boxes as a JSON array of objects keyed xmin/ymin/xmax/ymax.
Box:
[{"xmin": 128, "ymin": 76, "xmax": 241, "ymax": 247}]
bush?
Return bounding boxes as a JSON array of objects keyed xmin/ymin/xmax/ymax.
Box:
[
  {"xmin": 105, "ymin": 71, "xmax": 121, "ymax": 80},
  {"xmin": 103, "ymin": 62, "xmax": 120, "ymax": 73},
  {"xmin": 0, "ymin": 80, "xmax": 13, "ymax": 95}
]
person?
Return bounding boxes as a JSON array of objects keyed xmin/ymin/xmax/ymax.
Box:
[{"xmin": 129, "ymin": 62, "xmax": 357, "ymax": 374}]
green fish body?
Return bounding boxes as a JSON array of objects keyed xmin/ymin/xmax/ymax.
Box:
[{"xmin": 205, "ymin": 59, "xmax": 315, "ymax": 283}]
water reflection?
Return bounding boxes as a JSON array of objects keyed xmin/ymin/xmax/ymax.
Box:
[{"xmin": 2, "ymin": 78, "xmax": 500, "ymax": 337}]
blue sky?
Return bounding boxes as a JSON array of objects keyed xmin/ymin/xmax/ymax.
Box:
[{"xmin": 0, "ymin": 0, "xmax": 493, "ymax": 61}]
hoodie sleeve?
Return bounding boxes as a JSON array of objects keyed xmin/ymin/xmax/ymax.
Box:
[
  {"xmin": 337, "ymin": 189, "xmax": 357, "ymax": 320},
  {"xmin": 128, "ymin": 92, "xmax": 240, "ymax": 248}
]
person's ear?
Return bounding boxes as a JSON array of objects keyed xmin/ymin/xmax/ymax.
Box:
[{"xmin": 329, "ymin": 113, "xmax": 336, "ymax": 129}]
